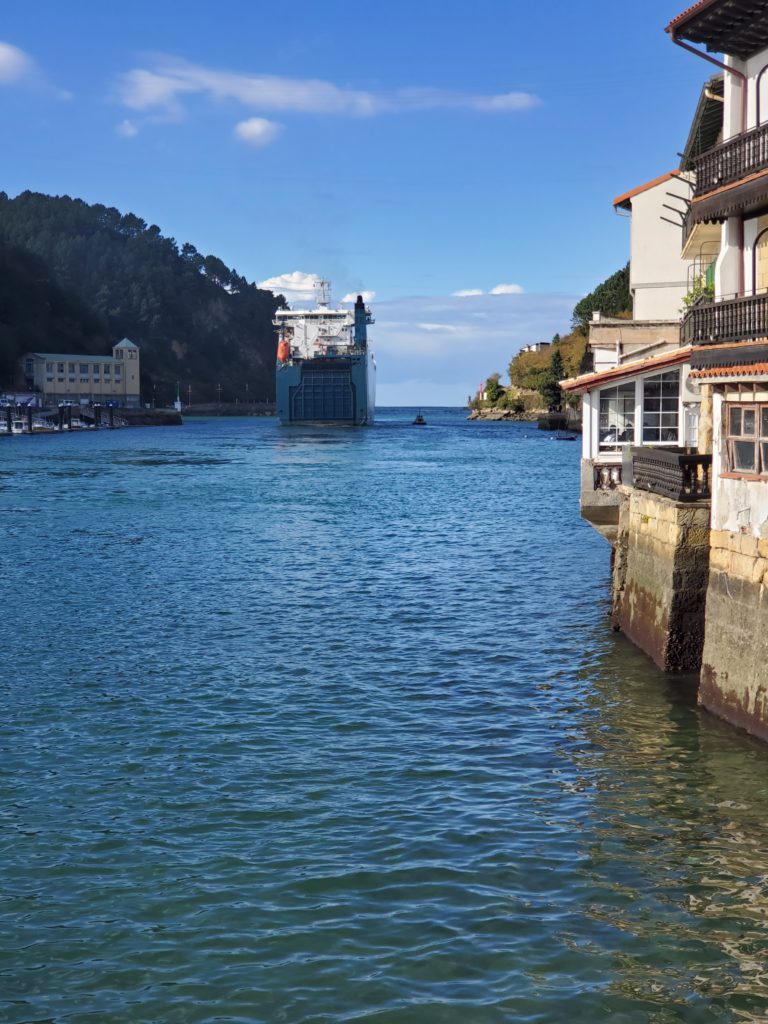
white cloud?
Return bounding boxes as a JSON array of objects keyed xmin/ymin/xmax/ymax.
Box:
[
  {"xmin": 117, "ymin": 56, "xmax": 539, "ymax": 120},
  {"xmin": 0, "ymin": 41, "xmax": 34, "ymax": 85},
  {"xmin": 490, "ymin": 283, "xmax": 524, "ymax": 295},
  {"xmin": 341, "ymin": 291, "xmax": 375, "ymax": 303},
  {"xmin": 116, "ymin": 118, "xmax": 139, "ymax": 137},
  {"xmin": 453, "ymin": 289, "xmax": 484, "ymax": 297},
  {"xmin": 258, "ymin": 270, "xmax": 320, "ymax": 302},
  {"xmin": 234, "ymin": 116, "xmax": 280, "ymax": 147}
]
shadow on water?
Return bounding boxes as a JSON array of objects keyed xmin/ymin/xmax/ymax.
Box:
[{"xmin": 561, "ymin": 625, "xmax": 768, "ymax": 1021}]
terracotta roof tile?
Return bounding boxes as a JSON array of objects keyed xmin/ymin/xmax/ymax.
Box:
[
  {"xmin": 561, "ymin": 347, "xmax": 692, "ymax": 393},
  {"xmin": 690, "ymin": 362, "xmax": 768, "ymax": 379},
  {"xmin": 613, "ymin": 171, "xmax": 683, "ymax": 210},
  {"xmin": 666, "ymin": 0, "xmax": 720, "ymax": 34}
]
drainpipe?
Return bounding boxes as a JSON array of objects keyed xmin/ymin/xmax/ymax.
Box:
[{"xmin": 668, "ymin": 31, "xmax": 748, "ymax": 295}]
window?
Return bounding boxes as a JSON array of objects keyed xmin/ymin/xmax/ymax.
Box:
[
  {"xmin": 599, "ymin": 381, "xmax": 635, "ymax": 449},
  {"xmin": 68, "ymin": 362, "xmax": 75, "ymax": 373},
  {"xmin": 57, "ymin": 362, "xmax": 65, "ymax": 373},
  {"xmin": 643, "ymin": 370, "xmax": 680, "ymax": 444},
  {"xmin": 726, "ymin": 403, "xmax": 768, "ymax": 475},
  {"xmin": 79, "ymin": 363, "xmax": 89, "ymax": 374},
  {"xmin": 46, "ymin": 362, "xmax": 53, "ymax": 372},
  {"xmin": 24, "ymin": 359, "xmax": 33, "ymax": 374},
  {"xmin": 103, "ymin": 365, "xmax": 110, "ymax": 376}
]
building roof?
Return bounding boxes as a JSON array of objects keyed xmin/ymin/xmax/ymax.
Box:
[
  {"xmin": 561, "ymin": 346, "xmax": 693, "ymax": 394},
  {"xmin": 114, "ymin": 338, "xmax": 138, "ymax": 349},
  {"xmin": 613, "ymin": 171, "xmax": 684, "ymax": 211},
  {"xmin": 667, "ymin": 0, "xmax": 768, "ymax": 60},
  {"xmin": 690, "ymin": 361, "xmax": 768, "ymax": 379},
  {"xmin": 679, "ymin": 75, "xmax": 724, "ymax": 172},
  {"xmin": 28, "ymin": 352, "xmax": 124, "ymax": 363}
]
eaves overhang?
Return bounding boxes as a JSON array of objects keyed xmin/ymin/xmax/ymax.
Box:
[
  {"xmin": 561, "ymin": 347, "xmax": 693, "ymax": 395},
  {"xmin": 667, "ymin": 0, "xmax": 768, "ymax": 61}
]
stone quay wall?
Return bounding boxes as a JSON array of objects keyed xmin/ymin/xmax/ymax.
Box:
[
  {"xmin": 700, "ymin": 531, "xmax": 768, "ymax": 741},
  {"xmin": 611, "ymin": 488, "xmax": 711, "ymax": 672}
]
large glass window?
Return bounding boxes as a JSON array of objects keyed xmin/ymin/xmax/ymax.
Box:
[
  {"xmin": 599, "ymin": 381, "xmax": 635, "ymax": 449},
  {"xmin": 642, "ymin": 370, "xmax": 680, "ymax": 444}
]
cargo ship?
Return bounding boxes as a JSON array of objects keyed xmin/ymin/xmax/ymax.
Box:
[{"xmin": 275, "ymin": 281, "xmax": 375, "ymax": 425}]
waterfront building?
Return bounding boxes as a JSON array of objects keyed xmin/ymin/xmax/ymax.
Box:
[
  {"xmin": 21, "ymin": 339, "xmax": 141, "ymax": 408},
  {"xmin": 561, "ymin": 161, "xmax": 716, "ymax": 536},
  {"xmin": 666, "ymin": 0, "xmax": 768, "ymax": 736}
]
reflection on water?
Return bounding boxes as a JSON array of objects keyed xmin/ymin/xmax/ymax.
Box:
[{"xmin": 1, "ymin": 411, "xmax": 768, "ymax": 1023}]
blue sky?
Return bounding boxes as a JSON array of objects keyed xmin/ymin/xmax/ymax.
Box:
[{"xmin": 1, "ymin": 0, "xmax": 711, "ymax": 403}]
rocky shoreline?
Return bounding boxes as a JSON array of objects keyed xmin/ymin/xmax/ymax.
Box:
[{"xmin": 467, "ymin": 407, "xmax": 542, "ymax": 422}]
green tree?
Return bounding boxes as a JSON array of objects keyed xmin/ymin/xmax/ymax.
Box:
[
  {"xmin": 485, "ymin": 372, "xmax": 501, "ymax": 403},
  {"xmin": 571, "ymin": 263, "xmax": 631, "ymax": 333},
  {"xmin": 539, "ymin": 348, "xmax": 565, "ymax": 410}
]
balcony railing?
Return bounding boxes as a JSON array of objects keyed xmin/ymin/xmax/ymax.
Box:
[
  {"xmin": 631, "ymin": 448, "xmax": 711, "ymax": 503},
  {"xmin": 693, "ymin": 122, "xmax": 768, "ymax": 197},
  {"xmin": 682, "ymin": 292, "xmax": 768, "ymax": 345}
]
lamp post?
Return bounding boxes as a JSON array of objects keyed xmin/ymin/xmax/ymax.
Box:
[{"xmin": 216, "ymin": 383, "xmax": 222, "ymax": 405}]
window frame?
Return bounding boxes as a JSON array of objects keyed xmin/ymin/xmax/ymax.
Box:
[{"xmin": 724, "ymin": 402, "xmax": 768, "ymax": 477}]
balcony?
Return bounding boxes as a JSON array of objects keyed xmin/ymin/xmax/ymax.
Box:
[
  {"xmin": 693, "ymin": 122, "xmax": 768, "ymax": 199},
  {"xmin": 682, "ymin": 293, "xmax": 768, "ymax": 346},
  {"xmin": 631, "ymin": 448, "xmax": 711, "ymax": 503}
]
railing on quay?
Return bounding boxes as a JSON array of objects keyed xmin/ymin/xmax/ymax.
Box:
[
  {"xmin": 631, "ymin": 447, "xmax": 711, "ymax": 502},
  {"xmin": 693, "ymin": 122, "xmax": 768, "ymax": 197},
  {"xmin": 681, "ymin": 292, "xmax": 768, "ymax": 346}
]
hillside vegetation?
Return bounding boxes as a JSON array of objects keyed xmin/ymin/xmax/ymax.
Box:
[
  {"xmin": 474, "ymin": 264, "xmax": 631, "ymax": 411},
  {"xmin": 0, "ymin": 191, "xmax": 282, "ymax": 402}
]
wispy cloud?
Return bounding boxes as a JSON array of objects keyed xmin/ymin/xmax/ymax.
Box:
[
  {"xmin": 116, "ymin": 56, "xmax": 540, "ymax": 122},
  {"xmin": 373, "ymin": 292, "xmax": 575, "ymax": 405},
  {"xmin": 0, "ymin": 41, "xmax": 35, "ymax": 86},
  {"xmin": 116, "ymin": 118, "xmax": 139, "ymax": 138},
  {"xmin": 453, "ymin": 283, "xmax": 525, "ymax": 297},
  {"xmin": 341, "ymin": 291, "xmax": 375, "ymax": 303},
  {"xmin": 234, "ymin": 116, "xmax": 280, "ymax": 147}
]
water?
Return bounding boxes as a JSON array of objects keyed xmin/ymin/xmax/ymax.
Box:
[{"xmin": 2, "ymin": 410, "xmax": 768, "ymax": 1023}]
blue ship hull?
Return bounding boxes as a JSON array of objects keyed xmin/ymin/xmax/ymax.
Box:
[{"xmin": 276, "ymin": 351, "xmax": 376, "ymax": 425}]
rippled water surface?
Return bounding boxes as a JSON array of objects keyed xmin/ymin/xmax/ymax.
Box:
[{"xmin": 3, "ymin": 410, "xmax": 768, "ymax": 1024}]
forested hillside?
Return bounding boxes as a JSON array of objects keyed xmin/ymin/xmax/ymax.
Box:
[
  {"xmin": 0, "ymin": 240, "xmax": 109, "ymax": 386},
  {"xmin": 0, "ymin": 191, "xmax": 283, "ymax": 402}
]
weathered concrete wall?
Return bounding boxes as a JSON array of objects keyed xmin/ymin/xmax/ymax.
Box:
[
  {"xmin": 611, "ymin": 488, "xmax": 711, "ymax": 671},
  {"xmin": 700, "ymin": 531, "xmax": 768, "ymax": 741}
]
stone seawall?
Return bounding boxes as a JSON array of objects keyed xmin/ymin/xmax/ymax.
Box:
[
  {"xmin": 611, "ymin": 488, "xmax": 710, "ymax": 672},
  {"xmin": 700, "ymin": 532, "xmax": 768, "ymax": 741}
]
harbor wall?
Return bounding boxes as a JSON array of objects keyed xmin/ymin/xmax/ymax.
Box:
[
  {"xmin": 611, "ymin": 488, "xmax": 710, "ymax": 672},
  {"xmin": 699, "ymin": 531, "xmax": 768, "ymax": 741}
]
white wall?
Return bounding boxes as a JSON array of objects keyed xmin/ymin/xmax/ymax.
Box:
[
  {"xmin": 627, "ymin": 179, "xmax": 693, "ymax": 319},
  {"xmin": 711, "ymin": 391, "xmax": 768, "ymax": 536}
]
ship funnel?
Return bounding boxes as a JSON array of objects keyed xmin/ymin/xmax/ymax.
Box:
[{"xmin": 354, "ymin": 294, "xmax": 368, "ymax": 345}]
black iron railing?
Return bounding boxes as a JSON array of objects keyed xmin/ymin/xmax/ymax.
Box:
[
  {"xmin": 681, "ymin": 292, "xmax": 768, "ymax": 345},
  {"xmin": 693, "ymin": 122, "xmax": 768, "ymax": 197},
  {"xmin": 631, "ymin": 448, "xmax": 711, "ymax": 502}
]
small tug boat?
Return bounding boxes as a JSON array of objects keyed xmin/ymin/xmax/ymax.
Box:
[{"xmin": 412, "ymin": 412, "xmax": 426, "ymax": 426}]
